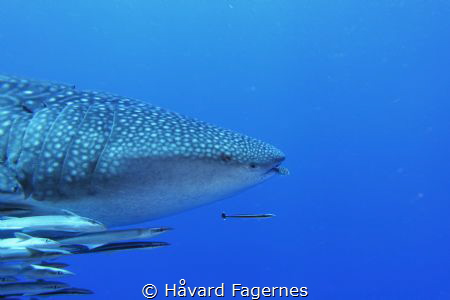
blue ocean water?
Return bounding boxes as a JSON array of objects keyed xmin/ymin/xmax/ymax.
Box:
[{"xmin": 0, "ymin": 1, "xmax": 449, "ymax": 299}]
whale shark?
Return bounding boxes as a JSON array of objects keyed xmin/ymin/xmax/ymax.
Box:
[{"xmin": 0, "ymin": 75, "xmax": 286, "ymax": 227}]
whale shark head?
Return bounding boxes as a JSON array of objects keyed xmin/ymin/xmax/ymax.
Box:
[
  {"xmin": 150, "ymin": 126, "xmax": 286, "ymax": 199},
  {"xmin": 83, "ymin": 104, "xmax": 287, "ymax": 225}
]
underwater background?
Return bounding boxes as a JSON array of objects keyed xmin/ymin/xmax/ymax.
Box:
[{"xmin": 0, "ymin": 0, "xmax": 449, "ymax": 299}]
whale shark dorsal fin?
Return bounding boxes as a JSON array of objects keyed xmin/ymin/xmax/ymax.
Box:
[
  {"xmin": 62, "ymin": 209, "xmax": 78, "ymax": 217},
  {"xmin": 15, "ymin": 232, "xmax": 33, "ymax": 240}
]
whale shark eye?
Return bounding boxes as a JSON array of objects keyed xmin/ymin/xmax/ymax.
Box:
[
  {"xmin": 220, "ymin": 153, "xmax": 232, "ymax": 163},
  {"xmin": 249, "ymin": 163, "xmax": 257, "ymax": 169}
]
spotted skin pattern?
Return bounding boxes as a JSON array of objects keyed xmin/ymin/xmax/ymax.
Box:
[{"xmin": 0, "ymin": 75, "xmax": 284, "ymax": 202}]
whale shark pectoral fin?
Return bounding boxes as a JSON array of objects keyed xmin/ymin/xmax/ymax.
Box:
[{"xmin": 0, "ymin": 165, "xmax": 22, "ymax": 195}]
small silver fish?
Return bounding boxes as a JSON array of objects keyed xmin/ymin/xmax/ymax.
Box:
[
  {"xmin": 0, "ymin": 247, "xmax": 70, "ymax": 263},
  {"xmin": 21, "ymin": 264, "xmax": 74, "ymax": 279},
  {"xmin": 81, "ymin": 241, "xmax": 169, "ymax": 254},
  {"xmin": 0, "ymin": 201, "xmax": 63, "ymax": 217},
  {"xmin": 58, "ymin": 227, "xmax": 172, "ymax": 249},
  {"xmin": 221, "ymin": 212, "xmax": 276, "ymax": 219},
  {"xmin": 0, "ymin": 233, "xmax": 59, "ymax": 249},
  {"xmin": 31, "ymin": 287, "xmax": 93, "ymax": 297},
  {"xmin": 0, "ymin": 279, "xmax": 69, "ymax": 296},
  {"xmin": 38, "ymin": 261, "xmax": 69, "ymax": 269},
  {"xmin": 0, "ymin": 210, "xmax": 105, "ymax": 232},
  {"xmin": 0, "ymin": 262, "xmax": 72, "ymax": 278}
]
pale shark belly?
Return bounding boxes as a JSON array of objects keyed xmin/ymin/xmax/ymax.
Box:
[{"xmin": 30, "ymin": 159, "xmax": 270, "ymax": 227}]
